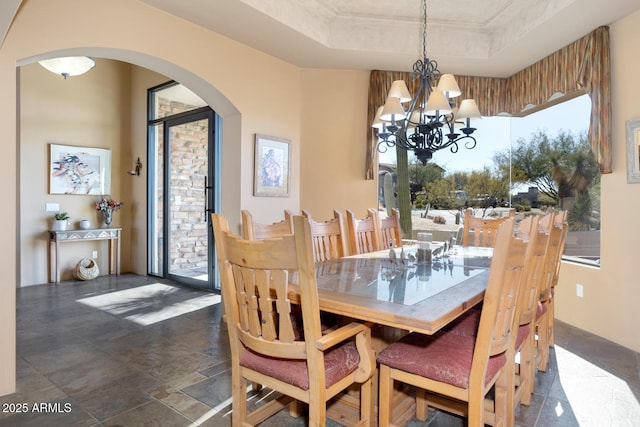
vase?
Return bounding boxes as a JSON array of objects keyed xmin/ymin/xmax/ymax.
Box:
[
  {"xmin": 53, "ymin": 219, "xmax": 68, "ymax": 231},
  {"xmin": 102, "ymin": 210, "xmax": 113, "ymax": 227}
]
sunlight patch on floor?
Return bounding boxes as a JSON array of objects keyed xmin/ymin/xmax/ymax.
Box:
[
  {"xmin": 555, "ymin": 344, "xmax": 640, "ymax": 426},
  {"xmin": 77, "ymin": 282, "xmax": 221, "ymax": 325}
]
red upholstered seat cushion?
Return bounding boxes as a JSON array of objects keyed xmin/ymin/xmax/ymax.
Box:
[
  {"xmin": 376, "ymin": 332, "xmax": 506, "ymax": 389},
  {"xmin": 240, "ymin": 341, "xmax": 360, "ymax": 390},
  {"xmin": 535, "ymin": 301, "xmax": 548, "ymax": 320},
  {"xmin": 447, "ymin": 312, "xmax": 531, "ymax": 352},
  {"xmin": 444, "ymin": 309, "xmax": 481, "ymax": 337},
  {"xmin": 515, "ymin": 324, "xmax": 531, "ymax": 349}
]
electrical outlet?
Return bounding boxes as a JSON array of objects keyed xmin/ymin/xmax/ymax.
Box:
[
  {"xmin": 46, "ymin": 203, "xmax": 59, "ymax": 212},
  {"xmin": 92, "ymin": 251, "xmax": 98, "ymax": 259},
  {"xmin": 576, "ymin": 284, "xmax": 584, "ymax": 298}
]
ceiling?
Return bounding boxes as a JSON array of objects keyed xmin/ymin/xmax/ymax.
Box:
[
  {"xmin": 2, "ymin": 1, "xmax": 639, "ymax": 78},
  {"xmin": 140, "ymin": 0, "xmax": 640, "ymax": 77}
]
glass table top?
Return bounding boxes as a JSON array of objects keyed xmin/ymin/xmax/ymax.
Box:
[{"xmin": 315, "ymin": 256, "xmax": 488, "ymax": 306}]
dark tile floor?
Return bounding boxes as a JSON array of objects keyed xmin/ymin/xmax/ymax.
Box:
[{"xmin": 1, "ymin": 274, "xmax": 638, "ymax": 426}]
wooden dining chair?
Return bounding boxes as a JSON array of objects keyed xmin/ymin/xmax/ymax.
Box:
[
  {"xmin": 212, "ymin": 213, "xmax": 375, "ymax": 427},
  {"xmin": 241, "ymin": 209, "xmax": 294, "ymax": 240},
  {"xmin": 508, "ymin": 215, "xmax": 551, "ymax": 412},
  {"xmin": 302, "ymin": 209, "xmax": 348, "ymax": 262},
  {"xmin": 535, "ymin": 212, "xmax": 567, "ymax": 372},
  {"xmin": 445, "ymin": 215, "xmax": 549, "ymax": 422},
  {"xmin": 538, "ymin": 210, "xmax": 568, "ymax": 347},
  {"xmin": 377, "ymin": 217, "xmax": 529, "ymax": 427},
  {"xmin": 346, "ymin": 208, "xmax": 381, "ymax": 255},
  {"xmin": 378, "ymin": 208, "xmax": 402, "ymax": 249},
  {"xmin": 462, "ymin": 208, "xmax": 515, "ymax": 247}
]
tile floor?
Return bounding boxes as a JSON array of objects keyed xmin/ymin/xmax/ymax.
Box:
[{"xmin": 1, "ymin": 274, "xmax": 638, "ymax": 426}]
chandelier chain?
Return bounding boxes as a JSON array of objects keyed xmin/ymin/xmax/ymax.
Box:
[{"xmin": 422, "ymin": 0, "xmax": 427, "ymax": 62}]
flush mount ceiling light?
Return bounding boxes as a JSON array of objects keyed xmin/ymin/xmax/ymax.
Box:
[
  {"xmin": 38, "ymin": 56, "xmax": 96, "ymax": 79},
  {"xmin": 372, "ymin": 0, "xmax": 482, "ymax": 165}
]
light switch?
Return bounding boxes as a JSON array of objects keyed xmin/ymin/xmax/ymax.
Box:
[{"xmin": 46, "ymin": 203, "xmax": 59, "ymax": 212}]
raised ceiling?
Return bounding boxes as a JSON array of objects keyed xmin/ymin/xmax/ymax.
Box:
[{"xmin": 141, "ymin": 0, "xmax": 640, "ymax": 77}]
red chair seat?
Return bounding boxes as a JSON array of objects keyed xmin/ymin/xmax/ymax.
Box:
[
  {"xmin": 515, "ymin": 324, "xmax": 531, "ymax": 348},
  {"xmin": 536, "ymin": 301, "xmax": 547, "ymax": 320},
  {"xmin": 445, "ymin": 311, "xmax": 530, "ymax": 349},
  {"xmin": 240, "ymin": 341, "xmax": 360, "ymax": 390},
  {"xmin": 444, "ymin": 308, "xmax": 481, "ymax": 336},
  {"xmin": 376, "ymin": 332, "xmax": 506, "ymax": 389}
]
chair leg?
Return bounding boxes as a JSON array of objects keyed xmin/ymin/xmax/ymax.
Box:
[
  {"xmin": 468, "ymin": 386, "xmax": 487, "ymax": 427},
  {"xmin": 491, "ymin": 369, "xmax": 508, "ymax": 427},
  {"xmin": 505, "ymin": 347, "xmax": 516, "ymax": 426},
  {"xmin": 289, "ymin": 399, "xmax": 304, "ymax": 418},
  {"xmin": 536, "ymin": 320, "xmax": 549, "ymax": 372},
  {"xmin": 232, "ymin": 374, "xmax": 248, "ymax": 427},
  {"xmin": 360, "ymin": 377, "xmax": 373, "ymax": 426},
  {"xmin": 416, "ymin": 388, "xmax": 428, "ymax": 421},
  {"xmin": 548, "ymin": 296, "xmax": 556, "ymax": 346},
  {"xmin": 520, "ymin": 333, "xmax": 535, "ymax": 405},
  {"xmin": 378, "ymin": 365, "xmax": 393, "ymax": 427}
]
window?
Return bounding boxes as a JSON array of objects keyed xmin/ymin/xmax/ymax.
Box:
[{"xmin": 378, "ymin": 94, "xmax": 599, "ymax": 264}]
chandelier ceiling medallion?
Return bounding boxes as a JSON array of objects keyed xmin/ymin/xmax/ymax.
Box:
[{"xmin": 373, "ymin": 0, "xmax": 482, "ymax": 165}]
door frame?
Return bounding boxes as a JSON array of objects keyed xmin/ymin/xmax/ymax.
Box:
[{"xmin": 147, "ymin": 94, "xmax": 218, "ymax": 291}]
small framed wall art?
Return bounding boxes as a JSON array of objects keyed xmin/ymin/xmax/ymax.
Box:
[
  {"xmin": 49, "ymin": 143, "xmax": 111, "ymax": 195},
  {"xmin": 253, "ymin": 134, "xmax": 290, "ymax": 197}
]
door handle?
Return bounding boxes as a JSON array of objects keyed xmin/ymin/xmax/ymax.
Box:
[{"xmin": 204, "ymin": 176, "xmax": 213, "ymax": 220}]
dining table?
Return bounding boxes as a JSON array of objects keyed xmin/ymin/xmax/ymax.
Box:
[
  {"xmin": 289, "ymin": 243, "xmax": 495, "ymax": 426},
  {"xmin": 306, "ymin": 243, "xmax": 494, "ymax": 335}
]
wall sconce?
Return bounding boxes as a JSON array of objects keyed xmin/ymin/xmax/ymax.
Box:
[
  {"xmin": 128, "ymin": 157, "xmax": 143, "ymax": 176},
  {"xmin": 38, "ymin": 56, "xmax": 96, "ymax": 79}
]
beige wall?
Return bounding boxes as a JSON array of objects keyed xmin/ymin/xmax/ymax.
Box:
[
  {"xmin": 300, "ymin": 68, "xmax": 378, "ymax": 220},
  {"xmin": 20, "ymin": 59, "xmax": 133, "ymax": 284},
  {"xmin": 554, "ymin": 10, "xmax": 640, "ymax": 353}
]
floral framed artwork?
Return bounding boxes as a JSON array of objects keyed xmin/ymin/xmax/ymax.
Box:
[
  {"xmin": 254, "ymin": 134, "xmax": 290, "ymax": 197},
  {"xmin": 49, "ymin": 144, "xmax": 112, "ymax": 195}
]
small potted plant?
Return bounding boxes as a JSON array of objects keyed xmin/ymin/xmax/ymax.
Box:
[{"xmin": 53, "ymin": 212, "xmax": 70, "ymax": 231}]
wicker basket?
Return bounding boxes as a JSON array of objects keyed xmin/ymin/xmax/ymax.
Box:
[{"xmin": 75, "ymin": 258, "xmax": 99, "ymax": 281}]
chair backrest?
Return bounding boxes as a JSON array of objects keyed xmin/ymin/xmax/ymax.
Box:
[
  {"xmin": 538, "ymin": 212, "xmax": 566, "ymax": 299},
  {"xmin": 379, "ymin": 208, "xmax": 402, "ymax": 249},
  {"xmin": 472, "ymin": 217, "xmax": 528, "ymax": 369},
  {"xmin": 212, "ymin": 213, "xmax": 322, "ymax": 361},
  {"xmin": 515, "ymin": 215, "xmax": 550, "ymax": 326},
  {"xmin": 346, "ymin": 208, "xmax": 381, "ymax": 254},
  {"xmin": 241, "ymin": 209, "xmax": 294, "ymax": 240},
  {"xmin": 302, "ymin": 209, "xmax": 348, "ymax": 262},
  {"xmin": 539, "ymin": 210, "xmax": 568, "ymax": 286},
  {"xmin": 462, "ymin": 208, "xmax": 515, "ymax": 247}
]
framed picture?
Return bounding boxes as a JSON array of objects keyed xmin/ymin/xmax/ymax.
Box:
[
  {"xmin": 626, "ymin": 117, "xmax": 640, "ymax": 183},
  {"xmin": 254, "ymin": 134, "xmax": 290, "ymax": 197},
  {"xmin": 49, "ymin": 144, "xmax": 112, "ymax": 195}
]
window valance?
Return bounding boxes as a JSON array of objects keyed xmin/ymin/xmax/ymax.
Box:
[{"xmin": 366, "ymin": 26, "xmax": 611, "ymax": 179}]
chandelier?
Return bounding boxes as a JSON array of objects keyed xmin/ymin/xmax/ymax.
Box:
[{"xmin": 372, "ymin": 0, "xmax": 482, "ymax": 165}]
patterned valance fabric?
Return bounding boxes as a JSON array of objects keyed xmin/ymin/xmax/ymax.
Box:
[{"xmin": 366, "ymin": 26, "xmax": 611, "ymax": 179}]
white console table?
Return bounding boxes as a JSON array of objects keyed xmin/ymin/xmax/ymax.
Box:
[{"xmin": 48, "ymin": 228, "xmax": 121, "ymax": 284}]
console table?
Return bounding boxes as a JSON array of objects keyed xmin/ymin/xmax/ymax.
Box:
[{"xmin": 48, "ymin": 228, "xmax": 121, "ymax": 284}]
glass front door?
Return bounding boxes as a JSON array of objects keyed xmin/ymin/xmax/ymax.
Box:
[
  {"xmin": 165, "ymin": 112, "xmax": 214, "ymax": 288},
  {"xmin": 148, "ymin": 82, "xmax": 217, "ymax": 291}
]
